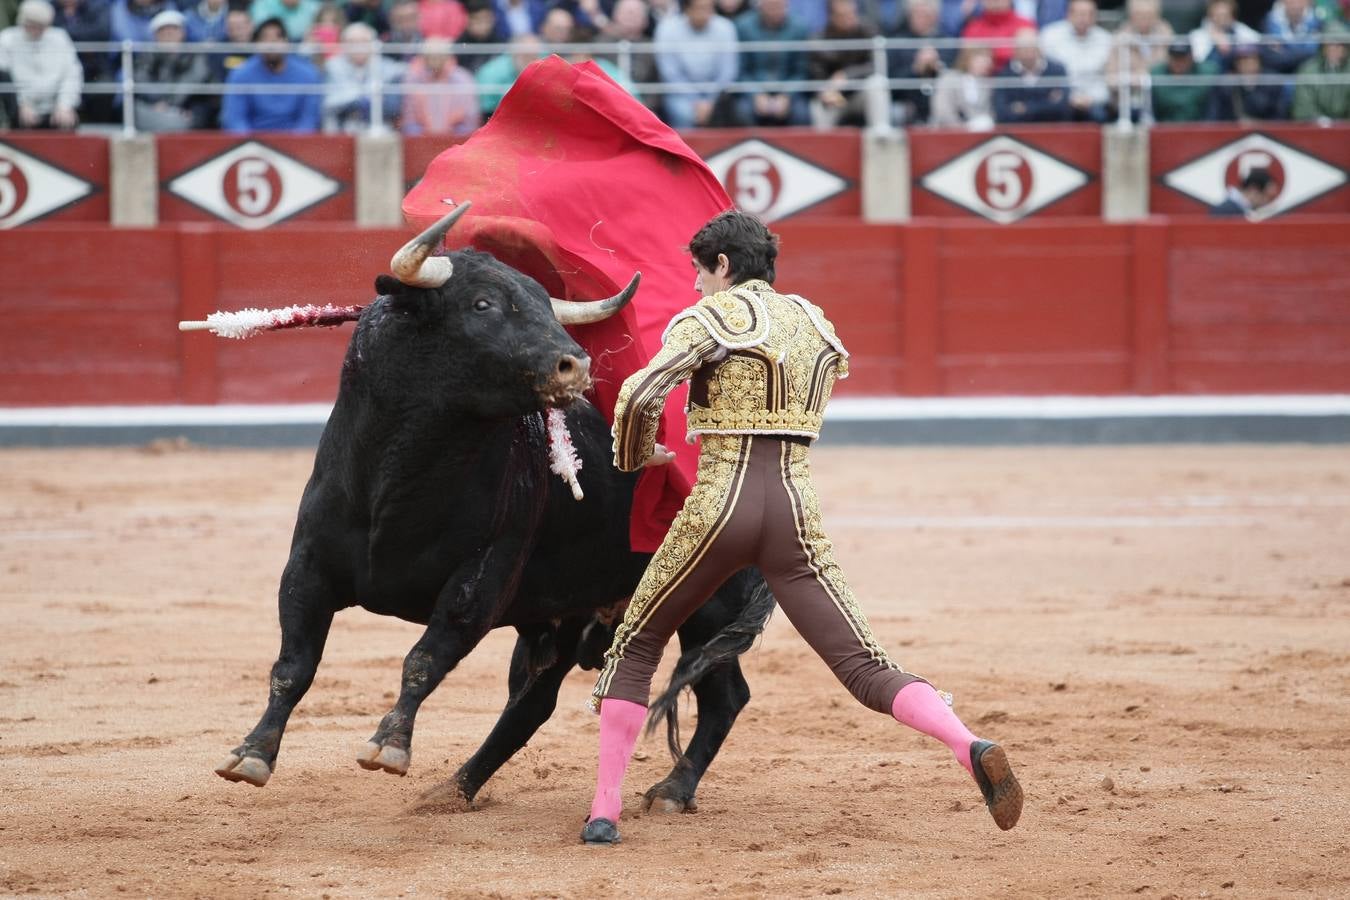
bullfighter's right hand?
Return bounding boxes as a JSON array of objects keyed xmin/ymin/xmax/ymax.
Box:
[{"xmin": 645, "ymin": 444, "xmax": 676, "ymax": 467}]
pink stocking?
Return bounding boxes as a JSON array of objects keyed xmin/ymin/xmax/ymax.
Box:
[
  {"xmin": 891, "ymin": 682, "xmax": 978, "ymax": 776},
  {"xmin": 588, "ymin": 698, "xmax": 647, "ymax": 822}
]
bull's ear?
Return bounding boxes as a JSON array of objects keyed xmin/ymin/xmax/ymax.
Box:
[{"xmin": 374, "ymin": 274, "xmax": 403, "ymax": 296}]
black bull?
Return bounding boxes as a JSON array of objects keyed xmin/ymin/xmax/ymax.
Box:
[{"xmin": 214, "ymin": 219, "xmax": 774, "ymax": 814}]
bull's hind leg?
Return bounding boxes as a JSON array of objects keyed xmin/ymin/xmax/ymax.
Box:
[
  {"xmin": 418, "ymin": 618, "xmax": 584, "ymax": 808},
  {"xmin": 216, "ymin": 560, "xmax": 336, "ymax": 787},
  {"xmin": 642, "ymin": 570, "xmax": 771, "ymax": 812},
  {"xmin": 643, "ymin": 660, "xmax": 750, "ymax": 813}
]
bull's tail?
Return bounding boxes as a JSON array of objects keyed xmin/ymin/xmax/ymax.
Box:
[{"xmin": 644, "ymin": 568, "xmax": 776, "ymax": 760}]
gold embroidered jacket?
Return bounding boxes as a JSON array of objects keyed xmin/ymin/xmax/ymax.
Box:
[{"xmin": 611, "ymin": 280, "xmax": 850, "ymax": 472}]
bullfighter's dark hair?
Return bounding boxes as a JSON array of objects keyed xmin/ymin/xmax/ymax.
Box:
[{"xmin": 687, "ymin": 210, "xmax": 779, "ymax": 286}]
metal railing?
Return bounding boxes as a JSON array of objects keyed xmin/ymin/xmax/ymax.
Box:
[{"xmin": 0, "ymin": 32, "xmax": 1346, "ymax": 136}]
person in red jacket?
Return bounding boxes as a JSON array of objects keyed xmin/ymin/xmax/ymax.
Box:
[{"xmin": 962, "ymin": 0, "xmax": 1036, "ymax": 70}]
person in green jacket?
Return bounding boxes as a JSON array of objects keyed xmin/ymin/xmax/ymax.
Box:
[
  {"xmin": 1292, "ymin": 20, "xmax": 1350, "ymax": 121},
  {"xmin": 1151, "ymin": 39, "xmax": 1221, "ymax": 121}
]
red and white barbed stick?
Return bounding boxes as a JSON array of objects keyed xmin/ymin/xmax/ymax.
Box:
[
  {"xmin": 545, "ymin": 408, "xmax": 584, "ymax": 501},
  {"xmin": 178, "ymin": 304, "xmax": 365, "ymax": 340}
]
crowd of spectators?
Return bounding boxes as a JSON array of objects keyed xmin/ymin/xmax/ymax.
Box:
[{"xmin": 0, "ymin": 0, "xmax": 1347, "ymax": 132}]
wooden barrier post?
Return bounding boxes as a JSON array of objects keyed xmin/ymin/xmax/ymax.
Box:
[
  {"xmin": 1129, "ymin": 220, "xmax": 1171, "ymax": 393},
  {"xmin": 900, "ymin": 224, "xmax": 941, "ymax": 395},
  {"xmin": 176, "ymin": 225, "xmax": 221, "ymax": 404}
]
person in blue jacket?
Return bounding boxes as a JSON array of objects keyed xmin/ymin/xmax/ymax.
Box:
[{"xmin": 220, "ymin": 17, "xmax": 322, "ymax": 133}]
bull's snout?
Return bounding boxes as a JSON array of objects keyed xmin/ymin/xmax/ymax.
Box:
[{"xmin": 543, "ymin": 353, "xmax": 592, "ymax": 405}]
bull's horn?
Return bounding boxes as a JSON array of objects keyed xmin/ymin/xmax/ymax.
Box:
[
  {"xmin": 390, "ymin": 202, "xmax": 473, "ymax": 288},
  {"xmin": 551, "ymin": 272, "xmax": 642, "ymax": 326}
]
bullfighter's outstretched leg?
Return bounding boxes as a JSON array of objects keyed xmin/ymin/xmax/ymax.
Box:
[
  {"xmin": 216, "ymin": 560, "xmax": 336, "ymax": 786},
  {"xmin": 357, "ymin": 552, "xmax": 521, "ymax": 776},
  {"xmin": 422, "ymin": 617, "xmax": 586, "ymax": 807}
]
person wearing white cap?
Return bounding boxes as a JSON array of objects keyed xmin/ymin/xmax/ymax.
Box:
[
  {"xmin": 0, "ymin": 0, "xmax": 83, "ymax": 128},
  {"xmin": 129, "ymin": 6, "xmax": 210, "ymax": 131}
]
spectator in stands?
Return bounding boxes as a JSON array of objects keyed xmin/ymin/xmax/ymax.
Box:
[
  {"xmin": 386, "ymin": 0, "xmax": 421, "ymax": 59},
  {"xmin": 401, "ymin": 36, "xmax": 479, "ymax": 133},
  {"xmin": 111, "ymin": 0, "xmax": 174, "ymax": 46},
  {"xmin": 475, "ymin": 32, "xmax": 541, "ymax": 115},
  {"xmin": 1292, "ymin": 19, "xmax": 1349, "ymax": 121},
  {"xmin": 786, "ymin": 0, "xmax": 824, "ymax": 33},
  {"xmin": 1205, "ymin": 43, "xmax": 1288, "ymax": 120},
  {"xmin": 962, "ymin": 0, "xmax": 1036, "ymax": 71},
  {"xmin": 184, "ymin": 0, "xmax": 229, "ymax": 41},
  {"xmin": 497, "ymin": 0, "xmax": 549, "ymax": 37},
  {"xmin": 1106, "ymin": 0, "xmax": 1173, "ymax": 114},
  {"xmin": 599, "ymin": 0, "xmax": 660, "ymax": 110},
  {"xmin": 455, "ymin": 0, "xmax": 503, "ymax": 71},
  {"xmin": 538, "ymin": 5, "xmax": 574, "ymax": 46},
  {"xmin": 1, "ymin": 0, "xmax": 19, "ymax": 29},
  {"xmin": 653, "ymin": 0, "xmax": 737, "ymax": 128},
  {"xmin": 1209, "ymin": 167, "xmax": 1278, "ymax": 217},
  {"xmin": 0, "ymin": 0, "xmax": 82, "ymax": 128},
  {"xmin": 305, "ymin": 3, "xmax": 347, "ymax": 64},
  {"xmin": 343, "ymin": 0, "xmax": 388, "ymax": 36},
  {"xmin": 53, "ymin": 0, "xmax": 112, "ymax": 122},
  {"xmin": 221, "ymin": 17, "xmax": 323, "ymax": 131},
  {"xmin": 995, "ymin": 26, "xmax": 1072, "ymax": 120},
  {"xmin": 938, "ymin": 0, "xmax": 976, "ymax": 37},
  {"xmin": 1013, "ymin": 0, "xmax": 1068, "ymax": 29},
  {"xmin": 420, "ymin": 0, "xmax": 467, "ymax": 39},
  {"xmin": 1261, "ymin": 0, "xmax": 1323, "ymax": 73},
  {"xmin": 857, "ymin": 0, "xmax": 902, "ymax": 32},
  {"xmin": 130, "ymin": 9, "xmax": 210, "ymax": 131},
  {"xmin": 890, "ymin": 0, "xmax": 955, "ymax": 124},
  {"xmin": 1150, "ymin": 37, "xmax": 1218, "ymax": 120},
  {"xmin": 931, "ymin": 43, "xmax": 995, "ymax": 127},
  {"xmin": 1040, "ymin": 0, "xmax": 1112, "ymax": 120},
  {"xmin": 322, "ymin": 21, "xmax": 402, "ymax": 129},
  {"xmin": 1188, "ymin": 0, "xmax": 1258, "ymax": 69},
  {"xmin": 250, "ymin": 0, "xmax": 321, "ymax": 42},
  {"xmin": 809, "ymin": 0, "xmax": 874, "ymax": 128},
  {"xmin": 734, "ymin": 0, "xmax": 810, "ymax": 125},
  {"xmin": 210, "ymin": 7, "xmax": 255, "ymax": 81},
  {"xmin": 715, "ymin": 0, "xmax": 747, "ymax": 18}
]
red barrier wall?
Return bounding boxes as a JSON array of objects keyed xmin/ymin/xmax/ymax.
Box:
[
  {"xmin": 158, "ymin": 134, "xmax": 355, "ymax": 227},
  {"xmin": 1150, "ymin": 125, "xmax": 1350, "ymax": 218},
  {"xmin": 0, "ymin": 135, "xmax": 109, "ymax": 227},
  {"xmin": 3, "ymin": 218, "xmax": 1348, "ymax": 406},
  {"xmin": 910, "ymin": 126, "xmax": 1101, "ymax": 222}
]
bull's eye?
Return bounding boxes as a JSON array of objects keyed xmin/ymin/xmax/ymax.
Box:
[{"xmin": 473, "ymin": 299, "xmax": 491, "ymax": 312}]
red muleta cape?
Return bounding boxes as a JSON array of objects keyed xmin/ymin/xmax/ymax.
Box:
[{"xmin": 402, "ymin": 57, "xmax": 732, "ymax": 553}]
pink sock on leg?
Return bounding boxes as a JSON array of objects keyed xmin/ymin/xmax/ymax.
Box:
[
  {"xmin": 588, "ymin": 698, "xmax": 647, "ymax": 823},
  {"xmin": 891, "ymin": 682, "xmax": 979, "ymax": 776}
]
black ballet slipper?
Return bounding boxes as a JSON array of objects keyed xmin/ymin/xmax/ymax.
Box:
[
  {"xmin": 971, "ymin": 740, "xmax": 1023, "ymax": 831},
  {"xmin": 581, "ymin": 817, "xmax": 622, "ymax": 845}
]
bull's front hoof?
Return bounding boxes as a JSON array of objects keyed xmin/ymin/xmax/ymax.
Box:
[
  {"xmin": 641, "ymin": 782, "xmax": 697, "ymax": 814},
  {"xmin": 215, "ymin": 753, "xmax": 272, "ymax": 787},
  {"xmin": 356, "ymin": 740, "xmax": 410, "ymax": 775}
]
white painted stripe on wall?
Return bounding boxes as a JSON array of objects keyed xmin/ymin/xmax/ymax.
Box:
[{"xmin": 0, "ymin": 395, "xmax": 1348, "ymax": 428}]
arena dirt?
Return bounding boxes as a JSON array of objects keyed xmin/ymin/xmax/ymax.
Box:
[{"xmin": 2, "ymin": 444, "xmax": 1348, "ymax": 898}]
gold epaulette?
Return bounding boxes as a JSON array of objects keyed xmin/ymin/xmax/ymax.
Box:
[{"xmin": 663, "ymin": 288, "xmax": 770, "ymax": 351}]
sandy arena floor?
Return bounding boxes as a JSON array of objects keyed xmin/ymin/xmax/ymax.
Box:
[{"xmin": 1, "ymin": 443, "xmax": 1348, "ymax": 898}]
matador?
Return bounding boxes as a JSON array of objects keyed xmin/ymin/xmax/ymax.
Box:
[{"xmin": 581, "ymin": 211, "xmax": 1023, "ymax": 845}]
